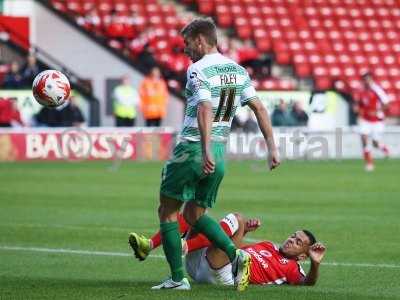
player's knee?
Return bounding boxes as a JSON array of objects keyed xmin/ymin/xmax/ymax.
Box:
[
  {"xmin": 182, "ymin": 209, "xmax": 198, "ymax": 226},
  {"xmin": 158, "ymin": 203, "xmax": 177, "ymax": 222},
  {"xmin": 158, "ymin": 204, "xmax": 167, "ymax": 220},
  {"xmin": 182, "ymin": 209, "xmax": 191, "ymax": 225},
  {"xmin": 361, "ymin": 135, "xmax": 368, "ymax": 145},
  {"xmin": 183, "ymin": 202, "xmax": 206, "ymax": 225}
]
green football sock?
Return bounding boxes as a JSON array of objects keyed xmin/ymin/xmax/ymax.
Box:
[
  {"xmin": 160, "ymin": 222, "xmax": 184, "ymax": 282},
  {"xmin": 193, "ymin": 214, "xmax": 237, "ymax": 262}
]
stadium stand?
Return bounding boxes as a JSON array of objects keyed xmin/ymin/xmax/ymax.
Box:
[
  {"xmin": 3, "ymin": 0, "xmax": 399, "ymax": 117},
  {"xmin": 46, "ymin": 0, "xmax": 295, "ymax": 95},
  {"xmin": 0, "ymin": 63, "xmax": 10, "ymax": 86},
  {"xmin": 0, "ymin": 18, "xmax": 101, "ymax": 125},
  {"xmin": 180, "ymin": 0, "xmax": 400, "ymax": 116},
  {"xmin": 45, "ymin": 0, "xmax": 400, "ymax": 116}
]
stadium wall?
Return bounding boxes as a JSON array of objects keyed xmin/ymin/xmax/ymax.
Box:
[
  {"xmin": 2, "ymin": 0, "xmax": 184, "ymax": 129},
  {"xmin": 0, "ymin": 127, "xmax": 399, "ymax": 161},
  {"xmin": 228, "ymin": 128, "xmax": 400, "ymax": 160}
]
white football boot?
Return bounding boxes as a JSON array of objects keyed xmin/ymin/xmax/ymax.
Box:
[
  {"xmin": 151, "ymin": 277, "xmax": 191, "ymax": 290},
  {"xmin": 365, "ymin": 163, "xmax": 375, "ymax": 172}
]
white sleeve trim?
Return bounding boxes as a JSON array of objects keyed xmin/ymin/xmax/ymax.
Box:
[
  {"xmin": 221, "ymin": 213, "xmax": 239, "ymax": 235},
  {"xmin": 370, "ymin": 82, "xmax": 390, "ymax": 104}
]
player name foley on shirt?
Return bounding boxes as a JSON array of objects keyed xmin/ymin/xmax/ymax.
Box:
[
  {"xmin": 220, "ymin": 74, "xmax": 237, "ymax": 85},
  {"xmin": 180, "ymin": 53, "xmax": 257, "ymax": 143}
]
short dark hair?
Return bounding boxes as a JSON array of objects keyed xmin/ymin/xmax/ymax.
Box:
[
  {"xmin": 361, "ymin": 71, "xmax": 372, "ymax": 79},
  {"xmin": 302, "ymin": 229, "xmax": 317, "ymax": 245},
  {"xmin": 181, "ymin": 18, "xmax": 217, "ymax": 46}
]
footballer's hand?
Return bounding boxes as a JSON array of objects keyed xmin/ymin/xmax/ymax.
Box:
[
  {"xmin": 244, "ymin": 218, "xmax": 261, "ymax": 233},
  {"xmin": 309, "ymin": 242, "xmax": 326, "ymax": 264},
  {"xmin": 202, "ymin": 150, "xmax": 215, "ymax": 175},
  {"xmin": 268, "ymin": 150, "xmax": 280, "ymax": 170}
]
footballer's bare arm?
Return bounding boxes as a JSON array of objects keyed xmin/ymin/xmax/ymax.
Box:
[
  {"xmin": 301, "ymin": 242, "xmax": 326, "ymax": 286},
  {"xmin": 247, "ymin": 98, "xmax": 280, "ymax": 170},
  {"xmin": 197, "ymin": 101, "xmax": 215, "ymax": 175}
]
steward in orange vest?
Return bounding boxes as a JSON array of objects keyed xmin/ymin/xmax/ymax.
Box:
[{"xmin": 139, "ymin": 67, "xmax": 169, "ymax": 127}]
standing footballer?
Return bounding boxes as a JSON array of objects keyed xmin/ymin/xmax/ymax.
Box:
[
  {"xmin": 141, "ymin": 18, "xmax": 280, "ymax": 291},
  {"xmin": 354, "ymin": 72, "xmax": 391, "ymax": 171}
]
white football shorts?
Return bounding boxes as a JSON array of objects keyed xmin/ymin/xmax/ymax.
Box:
[
  {"xmin": 185, "ymin": 248, "xmax": 234, "ymax": 286},
  {"xmin": 358, "ymin": 119, "xmax": 385, "ymax": 141}
]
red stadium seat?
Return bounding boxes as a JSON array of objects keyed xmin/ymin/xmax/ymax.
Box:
[
  {"xmin": 115, "ymin": 2, "xmax": 129, "ymax": 14},
  {"xmin": 254, "ymin": 38, "xmax": 271, "ymax": 53},
  {"xmin": 81, "ymin": 0, "xmax": 96, "ymax": 13},
  {"xmin": 160, "ymin": 4, "xmax": 176, "ymax": 15},
  {"xmin": 315, "ymin": 77, "xmax": 332, "ymax": 90},
  {"xmin": 198, "ymin": 1, "xmax": 214, "ymax": 15},
  {"xmin": 51, "ymin": 0, "xmax": 67, "ymax": 12},
  {"xmin": 276, "ymin": 52, "xmax": 291, "ymax": 65},
  {"xmin": 236, "ymin": 26, "xmax": 252, "ymax": 40},
  {"xmin": 295, "ymin": 63, "xmax": 311, "ymax": 78},
  {"xmin": 66, "ymin": 1, "xmax": 83, "ymax": 14},
  {"xmin": 47, "ymin": 0, "xmax": 400, "ymax": 93},
  {"xmin": 313, "ymin": 64, "xmax": 329, "ymax": 77},
  {"xmin": 98, "ymin": 1, "xmax": 113, "ymax": 14},
  {"xmin": 129, "ymin": 3, "xmax": 146, "ymax": 14}
]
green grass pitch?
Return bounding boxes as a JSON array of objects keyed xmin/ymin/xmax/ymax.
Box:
[{"xmin": 0, "ymin": 159, "xmax": 399, "ymax": 300}]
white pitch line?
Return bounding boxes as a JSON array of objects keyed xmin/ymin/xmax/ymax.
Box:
[
  {"xmin": 0, "ymin": 246, "xmax": 130, "ymax": 257},
  {"xmin": 0, "ymin": 223, "xmax": 133, "ymax": 233},
  {"xmin": 0, "ymin": 245, "xmax": 164, "ymax": 259},
  {"xmin": 1, "ymin": 245, "xmax": 399, "ymax": 270}
]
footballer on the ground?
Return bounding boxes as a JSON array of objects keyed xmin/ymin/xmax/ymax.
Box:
[{"xmin": 129, "ymin": 212, "xmax": 326, "ymax": 287}]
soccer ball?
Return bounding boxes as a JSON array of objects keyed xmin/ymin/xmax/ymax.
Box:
[{"xmin": 32, "ymin": 70, "xmax": 71, "ymax": 107}]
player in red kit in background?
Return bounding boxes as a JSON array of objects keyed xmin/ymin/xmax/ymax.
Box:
[
  {"xmin": 354, "ymin": 72, "xmax": 391, "ymax": 171},
  {"xmin": 129, "ymin": 212, "xmax": 326, "ymax": 287}
]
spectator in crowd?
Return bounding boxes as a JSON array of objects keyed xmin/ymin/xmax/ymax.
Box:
[
  {"xmin": 0, "ymin": 98, "xmax": 24, "ymax": 127},
  {"xmin": 232, "ymin": 40, "xmax": 272, "ymax": 79},
  {"xmin": 225, "ymin": 38, "xmax": 240, "ymax": 62},
  {"xmin": 35, "ymin": 96, "xmax": 85, "ymax": 127},
  {"xmin": 237, "ymin": 40, "xmax": 261, "ymax": 71},
  {"xmin": 22, "ymin": 54, "xmax": 42, "ymax": 86},
  {"xmin": 76, "ymin": 8, "xmax": 102, "ymax": 35},
  {"xmin": 2, "ymin": 61, "xmax": 24, "ymax": 89},
  {"xmin": 333, "ymin": 78, "xmax": 358, "ymax": 125},
  {"xmin": 243, "ymin": 112, "xmax": 259, "ymax": 133},
  {"xmin": 231, "ymin": 107, "xmax": 247, "ymax": 132},
  {"xmin": 139, "ymin": 67, "xmax": 169, "ymax": 127},
  {"xmin": 232, "ymin": 108, "xmax": 259, "ymax": 133},
  {"xmin": 272, "ymin": 99, "xmax": 295, "ymax": 127},
  {"xmin": 112, "ymin": 75, "xmax": 139, "ymax": 127},
  {"xmin": 136, "ymin": 44, "xmax": 157, "ymax": 72},
  {"xmin": 124, "ymin": 11, "xmax": 145, "ymax": 40},
  {"xmin": 104, "ymin": 10, "xmax": 126, "ymax": 42},
  {"xmin": 291, "ymin": 101, "xmax": 309, "ymax": 126}
]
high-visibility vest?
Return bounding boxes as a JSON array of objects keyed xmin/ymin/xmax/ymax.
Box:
[
  {"xmin": 113, "ymin": 85, "xmax": 139, "ymax": 119},
  {"xmin": 139, "ymin": 78, "xmax": 168, "ymax": 119}
]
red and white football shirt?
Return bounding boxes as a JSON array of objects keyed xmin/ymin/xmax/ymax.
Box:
[
  {"xmin": 357, "ymin": 83, "xmax": 389, "ymax": 122},
  {"xmin": 242, "ymin": 241, "xmax": 305, "ymax": 285}
]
